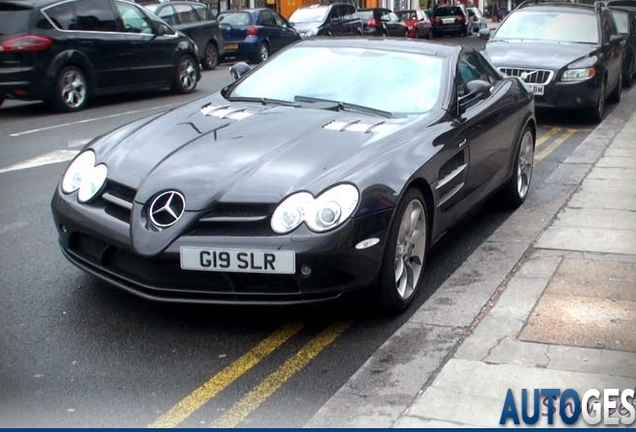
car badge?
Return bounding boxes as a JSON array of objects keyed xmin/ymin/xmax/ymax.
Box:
[{"xmin": 149, "ymin": 191, "xmax": 186, "ymax": 228}]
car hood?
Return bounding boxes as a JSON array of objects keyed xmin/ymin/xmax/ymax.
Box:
[
  {"xmin": 484, "ymin": 40, "xmax": 597, "ymax": 70},
  {"xmin": 93, "ymin": 94, "xmax": 410, "ymax": 212},
  {"xmin": 292, "ymin": 22, "xmax": 321, "ymax": 33}
]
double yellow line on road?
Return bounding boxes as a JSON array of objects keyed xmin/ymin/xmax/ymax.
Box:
[
  {"xmin": 535, "ymin": 126, "xmax": 579, "ymax": 163},
  {"xmin": 149, "ymin": 321, "xmax": 351, "ymax": 428}
]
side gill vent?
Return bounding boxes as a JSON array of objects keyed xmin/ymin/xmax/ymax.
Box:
[
  {"xmin": 323, "ymin": 120, "xmax": 399, "ymax": 133},
  {"xmin": 200, "ymin": 104, "xmax": 253, "ymax": 120}
]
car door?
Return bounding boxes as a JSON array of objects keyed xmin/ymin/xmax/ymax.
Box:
[
  {"xmin": 271, "ymin": 11, "xmax": 300, "ymax": 51},
  {"xmin": 455, "ymin": 51, "xmax": 521, "ymax": 199},
  {"xmin": 43, "ymin": 0, "xmax": 128, "ymax": 92},
  {"xmin": 384, "ymin": 11, "xmax": 404, "ymax": 36},
  {"xmin": 601, "ymin": 10, "xmax": 623, "ymax": 92},
  {"xmin": 257, "ymin": 10, "xmax": 281, "ymax": 51},
  {"xmin": 326, "ymin": 5, "xmax": 345, "ymax": 35},
  {"xmin": 113, "ymin": 0, "xmax": 174, "ymax": 87}
]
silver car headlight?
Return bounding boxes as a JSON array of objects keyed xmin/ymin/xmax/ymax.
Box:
[
  {"xmin": 271, "ymin": 184, "xmax": 359, "ymax": 234},
  {"xmin": 561, "ymin": 67, "xmax": 596, "ymax": 82},
  {"xmin": 61, "ymin": 150, "xmax": 108, "ymax": 203}
]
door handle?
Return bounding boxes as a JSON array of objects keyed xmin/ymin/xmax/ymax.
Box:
[{"xmin": 458, "ymin": 138, "xmax": 468, "ymax": 148}]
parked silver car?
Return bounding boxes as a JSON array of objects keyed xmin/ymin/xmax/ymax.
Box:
[{"xmin": 468, "ymin": 7, "xmax": 487, "ymax": 33}]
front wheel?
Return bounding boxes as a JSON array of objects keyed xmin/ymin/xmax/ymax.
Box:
[
  {"xmin": 500, "ymin": 127, "xmax": 534, "ymax": 208},
  {"xmin": 172, "ymin": 55, "xmax": 198, "ymax": 94},
  {"xmin": 54, "ymin": 65, "xmax": 89, "ymax": 112},
  {"xmin": 376, "ymin": 188, "xmax": 428, "ymax": 314},
  {"xmin": 201, "ymin": 42, "xmax": 219, "ymax": 70},
  {"xmin": 253, "ymin": 42, "xmax": 269, "ymax": 63},
  {"xmin": 587, "ymin": 80, "xmax": 606, "ymax": 123}
]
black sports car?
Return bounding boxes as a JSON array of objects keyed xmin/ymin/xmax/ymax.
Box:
[{"xmin": 51, "ymin": 38, "xmax": 536, "ymax": 313}]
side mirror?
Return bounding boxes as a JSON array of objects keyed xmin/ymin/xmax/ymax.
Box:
[
  {"xmin": 478, "ymin": 28, "xmax": 490, "ymax": 40},
  {"xmin": 229, "ymin": 61, "xmax": 252, "ymax": 81},
  {"xmin": 458, "ymin": 79, "xmax": 492, "ymax": 113},
  {"xmin": 610, "ymin": 34, "xmax": 625, "ymax": 44}
]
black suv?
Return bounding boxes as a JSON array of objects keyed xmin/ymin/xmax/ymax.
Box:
[
  {"xmin": 481, "ymin": 0, "xmax": 625, "ymax": 122},
  {"xmin": 604, "ymin": 0, "xmax": 636, "ymax": 87},
  {"xmin": 0, "ymin": 0, "xmax": 200, "ymax": 111},
  {"xmin": 145, "ymin": 1, "xmax": 224, "ymax": 70},
  {"xmin": 431, "ymin": 4, "xmax": 470, "ymax": 37},
  {"xmin": 288, "ymin": 3, "xmax": 363, "ymax": 38}
]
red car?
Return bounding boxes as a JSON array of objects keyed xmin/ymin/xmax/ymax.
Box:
[{"xmin": 396, "ymin": 9, "xmax": 432, "ymax": 38}]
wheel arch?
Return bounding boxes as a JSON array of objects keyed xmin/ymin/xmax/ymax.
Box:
[{"xmin": 45, "ymin": 50, "xmax": 95, "ymax": 94}]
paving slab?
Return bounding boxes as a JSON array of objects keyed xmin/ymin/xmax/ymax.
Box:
[
  {"xmin": 519, "ymin": 293, "xmax": 636, "ymax": 352},
  {"xmin": 551, "ymin": 208, "xmax": 636, "ymax": 230},
  {"xmin": 535, "ymin": 226, "xmax": 636, "ymax": 255},
  {"xmin": 566, "ymin": 179, "xmax": 636, "ymax": 211},
  {"xmin": 587, "ymin": 166, "xmax": 636, "ymax": 181},
  {"xmin": 544, "ymin": 163, "xmax": 591, "ymax": 185},
  {"xmin": 596, "ymin": 156, "xmax": 636, "ymax": 168},
  {"xmin": 604, "ymin": 147, "xmax": 636, "ymax": 158},
  {"xmin": 395, "ymin": 416, "xmax": 485, "ymax": 428}
]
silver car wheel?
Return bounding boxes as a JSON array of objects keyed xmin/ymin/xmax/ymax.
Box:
[
  {"xmin": 516, "ymin": 130, "xmax": 534, "ymax": 199},
  {"xmin": 260, "ymin": 44, "xmax": 269, "ymax": 62},
  {"xmin": 179, "ymin": 58, "xmax": 197, "ymax": 91},
  {"xmin": 394, "ymin": 199, "xmax": 426, "ymax": 301},
  {"xmin": 61, "ymin": 69, "xmax": 87, "ymax": 109}
]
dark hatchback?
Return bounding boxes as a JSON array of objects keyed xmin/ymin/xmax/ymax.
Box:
[
  {"xmin": 481, "ymin": 1, "xmax": 624, "ymax": 122},
  {"xmin": 0, "ymin": 0, "xmax": 200, "ymax": 111},
  {"xmin": 431, "ymin": 4, "xmax": 470, "ymax": 37},
  {"xmin": 217, "ymin": 8, "xmax": 300, "ymax": 64},
  {"xmin": 145, "ymin": 1, "xmax": 225, "ymax": 70},
  {"xmin": 358, "ymin": 8, "xmax": 408, "ymax": 37},
  {"xmin": 289, "ymin": 3, "xmax": 363, "ymax": 38},
  {"xmin": 605, "ymin": 0, "xmax": 636, "ymax": 87}
]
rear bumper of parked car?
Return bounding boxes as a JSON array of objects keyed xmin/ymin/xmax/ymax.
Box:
[
  {"xmin": 0, "ymin": 66, "xmax": 51, "ymax": 101},
  {"xmin": 51, "ymin": 189, "xmax": 393, "ymax": 305},
  {"xmin": 433, "ymin": 24, "xmax": 466, "ymax": 34},
  {"xmin": 222, "ymin": 39, "xmax": 261, "ymax": 59},
  {"xmin": 533, "ymin": 78, "xmax": 601, "ymax": 109},
  {"xmin": 362, "ymin": 27, "xmax": 384, "ymax": 36}
]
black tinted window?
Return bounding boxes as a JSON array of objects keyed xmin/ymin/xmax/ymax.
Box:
[
  {"xmin": 192, "ymin": 4, "xmax": 210, "ymax": 20},
  {"xmin": 435, "ymin": 6, "xmax": 464, "ymax": 16},
  {"xmin": 258, "ymin": 10, "xmax": 276, "ymax": 26},
  {"xmin": 45, "ymin": 0, "xmax": 119, "ymax": 31},
  {"xmin": 173, "ymin": 4, "xmax": 197, "ymax": 23},
  {"xmin": 218, "ymin": 11, "xmax": 252, "ymax": 25},
  {"xmin": 0, "ymin": 4, "xmax": 33, "ymax": 34},
  {"xmin": 154, "ymin": 5, "xmax": 177, "ymax": 26}
]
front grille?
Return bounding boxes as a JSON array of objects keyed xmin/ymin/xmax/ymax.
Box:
[
  {"xmin": 94, "ymin": 181, "xmax": 136, "ymax": 224},
  {"xmin": 498, "ymin": 67, "xmax": 554, "ymax": 85},
  {"xmin": 188, "ymin": 202, "xmax": 276, "ymax": 236}
]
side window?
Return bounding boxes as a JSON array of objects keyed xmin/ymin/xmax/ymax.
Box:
[
  {"xmin": 173, "ymin": 4, "xmax": 197, "ymax": 24},
  {"xmin": 156, "ymin": 5, "xmax": 177, "ymax": 26},
  {"xmin": 345, "ymin": 5, "xmax": 356, "ymax": 20},
  {"xmin": 192, "ymin": 4, "xmax": 209, "ymax": 21},
  {"xmin": 329, "ymin": 6, "xmax": 343, "ymax": 22},
  {"xmin": 602, "ymin": 12, "xmax": 615, "ymax": 43},
  {"xmin": 388, "ymin": 12, "xmax": 399, "ymax": 21},
  {"xmin": 272, "ymin": 12, "xmax": 287, "ymax": 27},
  {"xmin": 45, "ymin": 0, "xmax": 120, "ymax": 32},
  {"xmin": 258, "ymin": 10, "xmax": 276, "ymax": 26},
  {"xmin": 115, "ymin": 1, "xmax": 153, "ymax": 34},
  {"xmin": 457, "ymin": 51, "xmax": 498, "ymax": 97}
]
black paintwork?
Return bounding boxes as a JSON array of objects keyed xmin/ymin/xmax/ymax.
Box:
[
  {"xmin": 51, "ymin": 37, "xmax": 535, "ymax": 305},
  {"xmin": 607, "ymin": 2, "xmax": 636, "ymax": 86},
  {"xmin": 359, "ymin": 8, "xmax": 408, "ymax": 37},
  {"xmin": 0, "ymin": 0, "xmax": 199, "ymax": 106},
  {"xmin": 290, "ymin": 3, "xmax": 363, "ymax": 38},
  {"xmin": 483, "ymin": 3, "xmax": 624, "ymax": 114}
]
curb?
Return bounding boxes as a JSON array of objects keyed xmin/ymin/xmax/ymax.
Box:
[{"xmin": 304, "ymin": 90, "xmax": 636, "ymax": 428}]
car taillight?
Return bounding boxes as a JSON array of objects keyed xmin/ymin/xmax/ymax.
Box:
[
  {"xmin": 246, "ymin": 26, "xmax": 258, "ymax": 36},
  {"xmin": 0, "ymin": 35, "xmax": 52, "ymax": 53},
  {"xmin": 433, "ymin": 17, "xmax": 441, "ymax": 24},
  {"xmin": 366, "ymin": 18, "xmax": 380, "ymax": 27},
  {"xmin": 456, "ymin": 16, "xmax": 465, "ymax": 23}
]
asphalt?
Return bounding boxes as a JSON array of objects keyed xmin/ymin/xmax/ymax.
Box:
[{"xmin": 0, "ymin": 38, "xmax": 617, "ymax": 427}]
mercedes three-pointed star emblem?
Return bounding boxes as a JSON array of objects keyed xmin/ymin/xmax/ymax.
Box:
[{"xmin": 149, "ymin": 191, "xmax": 186, "ymax": 228}]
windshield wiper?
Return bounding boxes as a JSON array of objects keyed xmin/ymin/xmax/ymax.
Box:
[
  {"xmin": 225, "ymin": 96, "xmax": 300, "ymax": 107},
  {"xmin": 293, "ymin": 95, "xmax": 393, "ymax": 118}
]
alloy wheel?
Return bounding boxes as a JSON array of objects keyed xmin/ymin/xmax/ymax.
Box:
[
  {"xmin": 394, "ymin": 199, "xmax": 427, "ymax": 301},
  {"xmin": 179, "ymin": 58, "xmax": 197, "ymax": 91},
  {"xmin": 260, "ymin": 44, "xmax": 269, "ymax": 62},
  {"xmin": 516, "ymin": 130, "xmax": 534, "ymax": 199},
  {"xmin": 60, "ymin": 69, "xmax": 87, "ymax": 109}
]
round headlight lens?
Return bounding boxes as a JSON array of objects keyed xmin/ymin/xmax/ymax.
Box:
[
  {"xmin": 62, "ymin": 150, "xmax": 96, "ymax": 194},
  {"xmin": 271, "ymin": 192, "xmax": 313, "ymax": 234},
  {"xmin": 77, "ymin": 163, "xmax": 108, "ymax": 203},
  {"xmin": 306, "ymin": 184, "xmax": 359, "ymax": 232}
]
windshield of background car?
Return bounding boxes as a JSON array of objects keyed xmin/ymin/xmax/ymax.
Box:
[
  {"xmin": 289, "ymin": 7, "xmax": 328, "ymax": 23},
  {"xmin": 218, "ymin": 11, "xmax": 252, "ymax": 25},
  {"xmin": 434, "ymin": 6, "xmax": 463, "ymax": 16},
  {"xmin": 611, "ymin": 10, "xmax": 629, "ymax": 34},
  {"xmin": 494, "ymin": 10, "xmax": 599, "ymax": 44},
  {"xmin": 358, "ymin": 10, "xmax": 375, "ymax": 19},
  {"xmin": 227, "ymin": 46, "xmax": 446, "ymax": 115},
  {"xmin": 0, "ymin": 5, "xmax": 32, "ymax": 35},
  {"xmin": 145, "ymin": 4, "xmax": 160, "ymax": 14}
]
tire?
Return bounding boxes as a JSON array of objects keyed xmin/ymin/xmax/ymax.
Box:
[
  {"xmin": 500, "ymin": 126, "xmax": 535, "ymax": 208},
  {"xmin": 172, "ymin": 55, "xmax": 198, "ymax": 94},
  {"xmin": 252, "ymin": 42, "xmax": 269, "ymax": 64},
  {"xmin": 201, "ymin": 42, "xmax": 219, "ymax": 70},
  {"xmin": 0, "ymin": 97, "xmax": 4, "ymax": 107},
  {"xmin": 54, "ymin": 65, "xmax": 89, "ymax": 112},
  {"xmin": 587, "ymin": 79, "xmax": 606, "ymax": 123},
  {"xmin": 623, "ymin": 61, "xmax": 633, "ymax": 88},
  {"xmin": 376, "ymin": 188, "xmax": 428, "ymax": 314},
  {"xmin": 609, "ymin": 70, "xmax": 622, "ymax": 104}
]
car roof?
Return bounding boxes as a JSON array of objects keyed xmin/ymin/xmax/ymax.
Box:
[{"xmin": 296, "ymin": 37, "xmax": 463, "ymax": 57}]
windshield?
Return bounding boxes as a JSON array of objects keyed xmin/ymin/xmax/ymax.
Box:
[
  {"xmin": 218, "ymin": 12, "xmax": 252, "ymax": 25},
  {"xmin": 612, "ymin": 10, "xmax": 629, "ymax": 34},
  {"xmin": 494, "ymin": 10, "xmax": 599, "ymax": 44},
  {"xmin": 289, "ymin": 7, "xmax": 328, "ymax": 23},
  {"xmin": 396, "ymin": 10, "xmax": 417, "ymax": 20},
  {"xmin": 227, "ymin": 46, "xmax": 446, "ymax": 115},
  {"xmin": 434, "ymin": 6, "xmax": 464, "ymax": 16}
]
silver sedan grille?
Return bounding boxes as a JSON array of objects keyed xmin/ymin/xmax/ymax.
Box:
[{"xmin": 498, "ymin": 67, "xmax": 554, "ymax": 85}]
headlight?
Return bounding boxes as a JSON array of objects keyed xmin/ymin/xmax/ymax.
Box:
[
  {"xmin": 561, "ymin": 67, "xmax": 596, "ymax": 82},
  {"xmin": 271, "ymin": 184, "xmax": 359, "ymax": 234},
  {"xmin": 61, "ymin": 150, "xmax": 108, "ymax": 203}
]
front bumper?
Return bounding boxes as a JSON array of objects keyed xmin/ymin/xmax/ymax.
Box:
[
  {"xmin": 51, "ymin": 187, "xmax": 393, "ymax": 305},
  {"xmin": 533, "ymin": 78, "xmax": 601, "ymax": 109}
]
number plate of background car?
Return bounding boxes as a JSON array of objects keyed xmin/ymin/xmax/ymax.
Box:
[
  {"xmin": 180, "ymin": 247, "xmax": 296, "ymax": 274},
  {"xmin": 530, "ymin": 85, "xmax": 545, "ymax": 95}
]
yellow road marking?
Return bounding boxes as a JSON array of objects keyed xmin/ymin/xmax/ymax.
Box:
[
  {"xmin": 149, "ymin": 322, "xmax": 304, "ymax": 428},
  {"xmin": 212, "ymin": 321, "xmax": 352, "ymax": 428},
  {"xmin": 535, "ymin": 128, "xmax": 578, "ymax": 163},
  {"xmin": 536, "ymin": 126, "xmax": 561, "ymax": 148}
]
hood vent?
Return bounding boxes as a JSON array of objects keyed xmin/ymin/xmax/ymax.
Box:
[
  {"xmin": 323, "ymin": 120, "xmax": 399, "ymax": 133},
  {"xmin": 200, "ymin": 104, "xmax": 253, "ymax": 120}
]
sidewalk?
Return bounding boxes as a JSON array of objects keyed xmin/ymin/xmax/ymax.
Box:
[
  {"xmin": 394, "ymin": 114, "xmax": 636, "ymax": 426},
  {"xmin": 306, "ymin": 92, "xmax": 636, "ymax": 428}
]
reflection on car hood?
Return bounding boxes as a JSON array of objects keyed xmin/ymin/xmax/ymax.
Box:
[
  {"xmin": 292, "ymin": 22, "xmax": 320, "ymax": 33},
  {"xmin": 484, "ymin": 40, "xmax": 597, "ymax": 70},
  {"xmin": 92, "ymin": 95, "xmax": 409, "ymax": 211}
]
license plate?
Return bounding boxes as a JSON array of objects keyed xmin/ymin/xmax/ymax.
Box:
[
  {"xmin": 225, "ymin": 43, "xmax": 239, "ymax": 50},
  {"xmin": 180, "ymin": 247, "xmax": 296, "ymax": 274},
  {"xmin": 529, "ymin": 85, "xmax": 544, "ymax": 95},
  {"xmin": 442, "ymin": 18, "xmax": 455, "ymax": 24}
]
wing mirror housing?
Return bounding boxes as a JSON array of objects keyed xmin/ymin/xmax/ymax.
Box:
[
  {"xmin": 458, "ymin": 79, "xmax": 492, "ymax": 114},
  {"xmin": 229, "ymin": 62, "xmax": 252, "ymax": 81},
  {"xmin": 610, "ymin": 34, "xmax": 626, "ymax": 44},
  {"xmin": 478, "ymin": 28, "xmax": 491, "ymax": 40}
]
